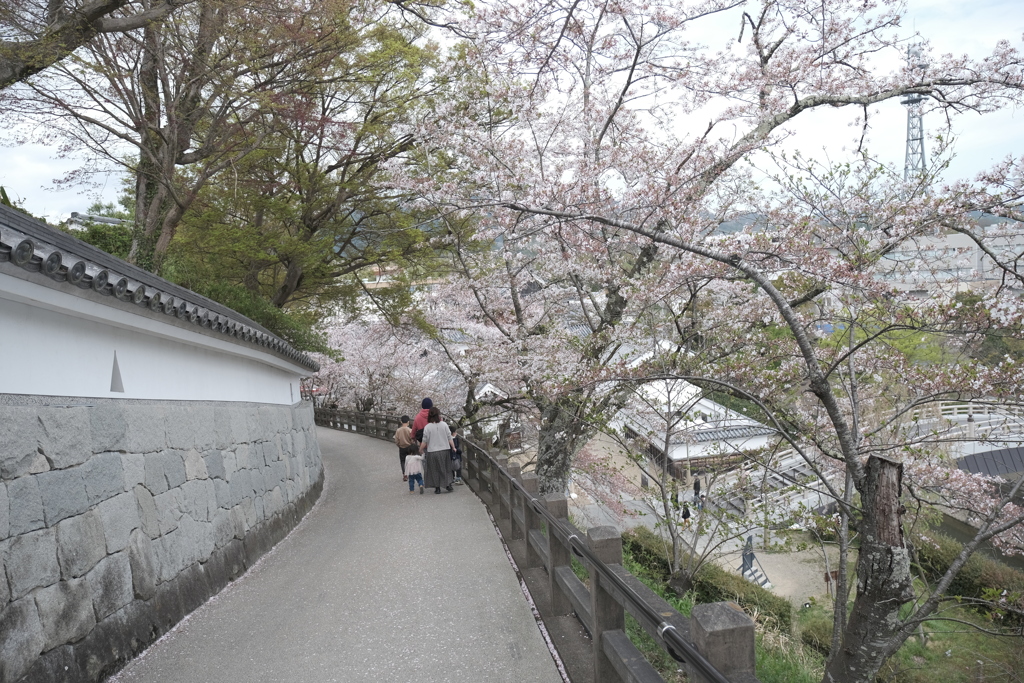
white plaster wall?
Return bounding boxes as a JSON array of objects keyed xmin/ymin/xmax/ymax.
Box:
[{"xmin": 0, "ymin": 273, "xmax": 306, "ymax": 404}]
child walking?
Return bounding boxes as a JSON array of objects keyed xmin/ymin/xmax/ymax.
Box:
[
  {"xmin": 404, "ymin": 453, "xmax": 425, "ymax": 494},
  {"xmin": 393, "ymin": 415, "xmax": 415, "ymax": 481}
]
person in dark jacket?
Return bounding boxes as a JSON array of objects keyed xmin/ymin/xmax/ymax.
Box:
[{"xmin": 411, "ymin": 398, "xmax": 432, "ymax": 443}]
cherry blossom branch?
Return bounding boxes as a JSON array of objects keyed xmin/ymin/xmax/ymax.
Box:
[{"xmin": 503, "ymin": 201, "xmax": 867, "ymax": 485}]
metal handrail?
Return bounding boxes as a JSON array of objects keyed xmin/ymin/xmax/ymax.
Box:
[{"xmin": 462, "ymin": 439, "xmax": 734, "ymax": 683}]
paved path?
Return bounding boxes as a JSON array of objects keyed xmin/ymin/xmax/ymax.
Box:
[{"xmin": 111, "ymin": 427, "xmax": 563, "ymax": 683}]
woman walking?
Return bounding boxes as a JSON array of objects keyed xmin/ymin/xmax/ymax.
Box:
[{"xmin": 419, "ymin": 406, "xmax": 456, "ymax": 494}]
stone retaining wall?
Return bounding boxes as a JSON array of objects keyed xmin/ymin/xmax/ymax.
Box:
[{"xmin": 0, "ymin": 398, "xmax": 323, "ymax": 683}]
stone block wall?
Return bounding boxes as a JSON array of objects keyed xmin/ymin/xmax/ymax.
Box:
[{"xmin": 0, "ymin": 398, "xmax": 324, "ymax": 683}]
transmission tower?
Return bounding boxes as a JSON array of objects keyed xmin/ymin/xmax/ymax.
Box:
[{"xmin": 902, "ymin": 45, "xmax": 928, "ymax": 181}]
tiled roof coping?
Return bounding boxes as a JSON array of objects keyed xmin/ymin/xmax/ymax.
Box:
[
  {"xmin": 0, "ymin": 204, "xmax": 319, "ymax": 372},
  {"xmin": 684, "ymin": 424, "xmax": 777, "ymax": 443}
]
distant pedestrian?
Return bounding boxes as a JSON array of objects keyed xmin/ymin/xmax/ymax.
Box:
[
  {"xmin": 412, "ymin": 398, "xmax": 432, "ymax": 443},
  {"xmin": 450, "ymin": 425, "xmax": 464, "ymax": 485},
  {"xmin": 394, "ymin": 415, "xmax": 415, "ymax": 480},
  {"xmin": 420, "ymin": 406, "xmax": 456, "ymax": 494},
  {"xmin": 404, "ymin": 453, "xmax": 425, "ymax": 494}
]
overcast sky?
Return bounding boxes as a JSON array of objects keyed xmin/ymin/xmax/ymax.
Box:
[
  {"xmin": 762, "ymin": 0, "xmax": 1024, "ymax": 183},
  {"xmin": 1, "ymin": 0, "xmax": 1022, "ymax": 223}
]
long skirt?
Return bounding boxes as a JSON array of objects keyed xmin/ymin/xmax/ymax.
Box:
[{"xmin": 424, "ymin": 449, "xmax": 454, "ymax": 489}]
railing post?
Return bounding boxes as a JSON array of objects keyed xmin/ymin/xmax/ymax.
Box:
[
  {"xmin": 689, "ymin": 602, "xmax": 757, "ymax": 683},
  {"xmin": 543, "ymin": 493, "xmax": 572, "ymax": 616},
  {"xmin": 508, "ymin": 463, "xmax": 523, "ymax": 540},
  {"xmin": 588, "ymin": 526, "xmax": 625, "ymax": 683},
  {"xmin": 480, "ymin": 449, "xmax": 494, "ymax": 506},
  {"xmin": 466, "ymin": 446, "xmax": 479, "ymax": 493},
  {"xmin": 522, "ymin": 473, "xmax": 543, "ymax": 569},
  {"xmin": 495, "ymin": 455, "xmax": 510, "ymax": 529}
]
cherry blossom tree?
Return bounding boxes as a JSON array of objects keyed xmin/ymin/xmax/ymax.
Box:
[
  {"xmin": 311, "ymin": 317, "xmax": 468, "ymax": 416},
  {"xmin": 403, "ymin": 0, "xmax": 1024, "ymax": 680},
  {"xmin": 406, "ymin": 204, "xmax": 723, "ymax": 492},
  {"xmin": 576, "ymin": 376, "xmax": 785, "ymax": 587}
]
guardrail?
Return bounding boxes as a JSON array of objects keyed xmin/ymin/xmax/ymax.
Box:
[
  {"xmin": 314, "ymin": 407, "xmax": 401, "ymax": 440},
  {"xmin": 315, "ymin": 408, "xmax": 761, "ymax": 683},
  {"xmin": 907, "ymin": 401, "xmax": 1024, "ymax": 424}
]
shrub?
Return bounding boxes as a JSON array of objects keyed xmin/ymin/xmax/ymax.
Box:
[
  {"xmin": 68, "ymin": 221, "xmax": 133, "ymax": 260},
  {"xmin": 692, "ymin": 561, "xmax": 793, "ymax": 634},
  {"xmin": 797, "ymin": 609, "xmax": 833, "ymax": 656}
]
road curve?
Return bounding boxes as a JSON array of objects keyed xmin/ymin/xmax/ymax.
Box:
[{"xmin": 110, "ymin": 427, "xmax": 563, "ymax": 683}]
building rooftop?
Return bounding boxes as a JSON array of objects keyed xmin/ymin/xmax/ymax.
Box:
[{"xmin": 958, "ymin": 447, "xmax": 1024, "ymax": 478}]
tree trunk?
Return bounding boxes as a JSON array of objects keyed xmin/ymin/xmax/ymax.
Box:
[
  {"xmin": 129, "ymin": 23, "xmax": 163, "ymax": 271},
  {"xmin": 273, "ymin": 259, "xmax": 305, "ymax": 307},
  {"xmin": 534, "ymin": 397, "xmax": 590, "ymax": 495},
  {"xmin": 462, "ymin": 378, "xmax": 487, "ymax": 443},
  {"xmin": 822, "ymin": 456, "xmax": 915, "ymax": 683},
  {"xmin": 128, "ymin": 0, "xmax": 225, "ymax": 274}
]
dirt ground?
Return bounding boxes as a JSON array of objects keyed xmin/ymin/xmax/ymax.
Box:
[{"xmin": 719, "ymin": 544, "xmax": 853, "ymax": 607}]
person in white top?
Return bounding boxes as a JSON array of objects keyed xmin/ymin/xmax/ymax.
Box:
[{"xmin": 419, "ymin": 406, "xmax": 456, "ymax": 494}]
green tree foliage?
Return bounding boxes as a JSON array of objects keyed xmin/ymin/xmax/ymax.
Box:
[
  {"xmin": 10, "ymin": 0, "xmax": 376, "ymax": 275},
  {"xmin": 166, "ymin": 9, "xmax": 445, "ymax": 341},
  {"xmin": 60, "ymin": 199, "xmax": 134, "ymax": 259}
]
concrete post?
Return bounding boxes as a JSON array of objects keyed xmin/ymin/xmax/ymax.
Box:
[
  {"xmin": 462, "ymin": 444, "xmax": 475, "ymax": 492},
  {"xmin": 544, "ymin": 494, "xmax": 572, "ymax": 616},
  {"xmin": 495, "ymin": 455, "xmax": 510, "ymax": 526},
  {"xmin": 588, "ymin": 526, "xmax": 625, "ymax": 683},
  {"xmin": 471, "ymin": 446, "xmax": 483, "ymax": 493},
  {"xmin": 689, "ymin": 602, "xmax": 756, "ymax": 683},
  {"xmin": 521, "ymin": 473, "xmax": 543, "ymax": 569},
  {"xmin": 508, "ymin": 463, "xmax": 523, "ymax": 540},
  {"xmin": 478, "ymin": 449, "xmax": 495, "ymax": 506}
]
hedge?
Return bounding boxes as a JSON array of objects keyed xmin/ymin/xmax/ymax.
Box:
[
  {"xmin": 622, "ymin": 526, "xmax": 673, "ymax": 582},
  {"xmin": 622, "ymin": 527, "xmax": 794, "ymax": 633},
  {"xmin": 692, "ymin": 561, "xmax": 794, "ymax": 634},
  {"xmin": 911, "ymin": 530, "xmax": 1024, "ymax": 613}
]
